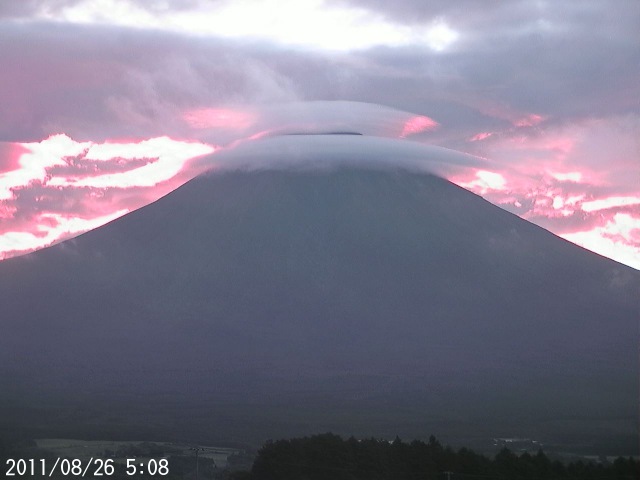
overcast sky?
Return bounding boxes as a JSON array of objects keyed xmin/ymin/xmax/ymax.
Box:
[{"xmin": 0, "ymin": 0, "xmax": 638, "ymax": 269}]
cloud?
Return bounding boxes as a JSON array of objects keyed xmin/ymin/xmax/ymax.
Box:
[
  {"xmin": 456, "ymin": 170, "xmax": 507, "ymax": 194},
  {"xmin": 203, "ymin": 133, "xmax": 484, "ymax": 176},
  {"xmin": 8, "ymin": 0, "xmax": 460, "ymax": 52},
  {"xmin": 0, "ymin": 110, "xmax": 474, "ymax": 261},
  {"xmin": 562, "ymin": 214, "xmax": 640, "ymax": 270},
  {"xmin": 3, "ymin": 3, "xmax": 637, "ymax": 143},
  {"xmin": 0, "ymin": 135, "xmax": 214, "ymax": 258},
  {"xmin": 581, "ymin": 197, "xmax": 640, "ymax": 213},
  {"xmin": 46, "ymin": 136, "xmax": 214, "ymax": 188},
  {"xmin": 183, "ymin": 108, "xmax": 256, "ymax": 130},
  {"xmin": 447, "ymin": 114, "xmax": 640, "ymax": 268},
  {"xmin": 0, "ymin": 209, "xmax": 128, "ymax": 259},
  {"xmin": 0, "ymin": 22, "xmax": 301, "ymax": 142},
  {"xmin": 0, "ymin": 2, "xmax": 638, "ymax": 268},
  {"xmin": 188, "ymin": 101, "xmax": 439, "ymax": 143},
  {"xmin": 0, "ymin": 99, "xmax": 457, "ymax": 260}
]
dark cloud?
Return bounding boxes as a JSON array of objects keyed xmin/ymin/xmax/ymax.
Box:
[
  {"xmin": 322, "ymin": 0, "xmax": 640, "ymax": 130},
  {"xmin": 331, "ymin": 0, "xmax": 640, "ymax": 44},
  {"xmin": 0, "ymin": 22, "xmax": 300, "ymax": 142},
  {"xmin": 2, "ymin": 0, "xmax": 638, "ymax": 145},
  {"xmin": 0, "ymin": 0, "xmax": 72, "ymax": 18},
  {"xmin": 202, "ymin": 134, "xmax": 487, "ymax": 177}
]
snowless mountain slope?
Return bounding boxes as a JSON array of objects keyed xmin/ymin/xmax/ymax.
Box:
[{"xmin": 0, "ymin": 166, "xmax": 637, "ymax": 450}]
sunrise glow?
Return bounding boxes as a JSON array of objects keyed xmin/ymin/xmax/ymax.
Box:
[
  {"xmin": 0, "ymin": 209, "xmax": 128, "ymax": 260},
  {"xmin": 400, "ymin": 116, "xmax": 440, "ymax": 138},
  {"xmin": 0, "ymin": 135, "xmax": 215, "ymax": 259},
  {"xmin": 581, "ymin": 196, "xmax": 640, "ymax": 213},
  {"xmin": 469, "ymin": 132, "xmax": 494, "ymax": 142},
  {"xmin": 448, "ymin": 161, "xmax": 640, "ymax": 269},
  {"xmin": 1, "ymin": 124, "xmax": 639, "ymax": 270},
  {"xmin": 561, "ymin": 213, "xmax": 640, "ymax": 269},
  {"xmin": 183, "ymin": 108, "xmax": 256, "ymax": 130},
  {"xmin": 514, "ymin": 114, "xmax": 545, "ymax": 128},
  {"xmin": 1, "ymin": 1, "xmax": 638, "ymax": 270},
  {"xmin": 454, "ymin": 170, "xmax": 508, "ymax": 194}
]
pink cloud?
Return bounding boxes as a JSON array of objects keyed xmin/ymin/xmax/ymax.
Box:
[
  {"xmin": 0, "ymin": 134, "xmax": 214, "ymax": 259},
  {"xmin": 0, "ymin": 102, "xmax": 448, "ymax": 261},
  {"xmin": 561, "ymin": 213, "xmax": 640, "ymax": 269},
  {"xmin": 453, "ymin": 170, "xmax": 507, "ymax": 194},
  {"xmin": 47, "ymin": 136, "xmax": 214, "ymax": 188},
  {"xmin": 450, "ymin": 115, "xmax": 640, "ymax": 269},
  {"xmin": 581, "ymin": 196, "xmax": 640, "ymax": 213},
  {"xmin": 0, "ymin": 143, "xmax": 29, "ymax": 173},
  {"xmin": 513, "ymin": 113, "xmax": 545, "ymax": 128},
  {"xmin": 469, "ymin": 132, "xmax": 493, "ymax": 142},
  {"xmin": 183, "ymin": 108, "xmax": 256, "ymax": 130},
  {"xmin": 549, "ymin": 171, "xmax": 582, "ymax": 182},
  {"xmin": 399, "ymin": 115, "xmax": 439, "ymax": 138},
  {"xmin": 0, "ymin": 102, "xmax": 637, "ymax": 271},
  {"xmin": 0, "ymin": 134, "xmax": 87, "ymax": 200},
  {"xmin": 0, "ymin": 209, "xmax": 129, "ymax": 259}
]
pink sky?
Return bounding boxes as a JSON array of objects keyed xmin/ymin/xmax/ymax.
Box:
[
  {"xmin": 1, "ymin": 108, "xmax": 637, "ymax": 269},
  {"xmin": 0, "ymin": 1, "xmax": 638, "ymax": 269},
  {"xmin": 0, "ymin": 134, "xmax": 214, "ymax": 258},
  {"xmin": 450, "ymin": 114, "xmax": 640, "ymax": 269}
]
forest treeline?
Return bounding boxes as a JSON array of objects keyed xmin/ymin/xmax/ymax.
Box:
[
  {"xmin": 232, "ymin": 433, "xmax": 638, "ymax": 480},
  {"xmin": 3, "ymin": 433, "xmax": 638, "ymax": 479}
]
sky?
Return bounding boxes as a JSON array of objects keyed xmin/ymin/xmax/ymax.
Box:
[{"xmin": 0, "ymin": 0, "xmax": 638, "ymax": 269}]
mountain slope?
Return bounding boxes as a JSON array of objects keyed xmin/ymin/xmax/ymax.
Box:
[{"xmin": 0, "ymin": 167, "xmax": 637, "ymax": 450}]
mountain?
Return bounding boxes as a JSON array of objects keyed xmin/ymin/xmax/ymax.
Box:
[{"xmin": 0, "ymin": 165, "xmax": 637, "ymax": 452}]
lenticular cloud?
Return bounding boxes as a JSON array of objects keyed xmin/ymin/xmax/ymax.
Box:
[
  {"xmin": 202, "ymin": 134, "xmax": 486, "ymax": 177},
  {"xmin": 186, "ymin": 101, "xmax": 439, "ymax": 144},
  {"xmin": 0, "ymin": 101, "xmax": 440, "ymax": 260}
]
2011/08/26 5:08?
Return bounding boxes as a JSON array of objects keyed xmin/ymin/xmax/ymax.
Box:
[{"xmin": 5, "ymin": 457, "xmax": 170, "ymax": 476}]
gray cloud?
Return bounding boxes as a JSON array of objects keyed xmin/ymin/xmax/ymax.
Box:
[
  {"xmin": 324, "ymin": 0, "xmax": 640, "ymax": 131},
  {"xmin": 2, "ymin": 0, "xmax": 638, "ymax": 146},
  {"xmin": 0, "ymin": 22, "xmax": 301, "ymax": 142},
  {"xmin": 201, "ymin": 134, "xmax": 487, "ymax": 177},
  {"xmin": 0, "ymin": 0, "xmax": 215, "ymax": 18},
  {"xmin": 0, "ymin": 0, "xmax": 75, "ymax": 18},
  {"xmin": 331, "ymin": 0, "xmax": 640, "ymax": 45}
]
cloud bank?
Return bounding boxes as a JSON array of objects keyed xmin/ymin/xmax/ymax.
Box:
[
  {"xmin": 0, "ymin": 1, "xmax": 638, "ymax": 268},
  {"xmin": 0, "ymin": 135, "xmax": 213, "ymax": 258}
]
